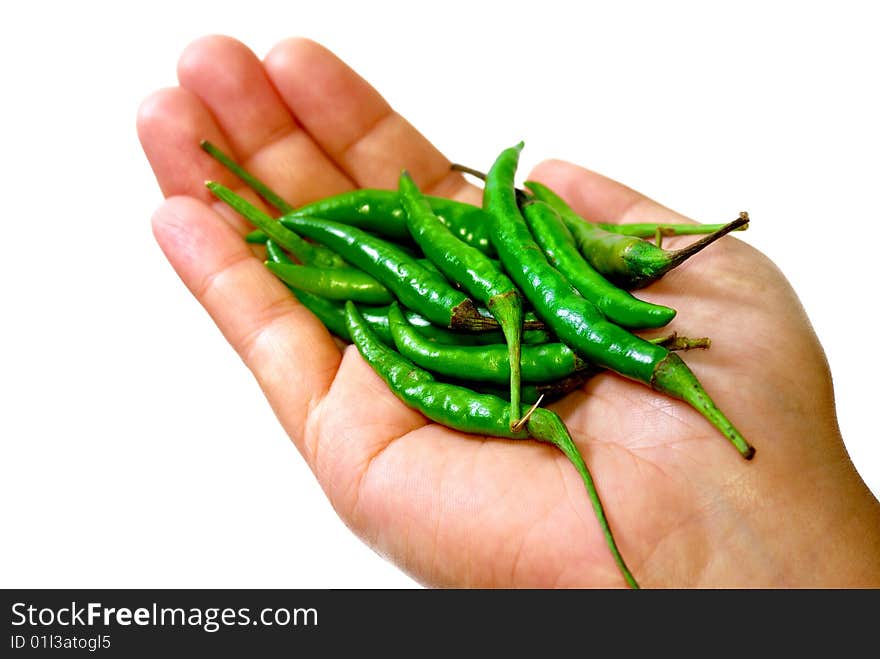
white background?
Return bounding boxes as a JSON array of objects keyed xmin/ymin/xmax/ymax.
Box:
[{"xmin": 1, "ymin": 0, "xmax": 877, "ymax": 588}]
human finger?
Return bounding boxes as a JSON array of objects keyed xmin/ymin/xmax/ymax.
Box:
[
  {"xmin": 177, "ymin": 35, "xmax": 355, "ymax": 207},
  {"xmin": 527, "ymin": 159, "xmax": 698, "ymax": 226},
  {"xmin": 263, "ymin": 37, "xmax": 480, "ymax": 204}
]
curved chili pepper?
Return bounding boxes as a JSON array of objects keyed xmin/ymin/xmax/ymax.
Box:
[
  {"xmin": 265, "ymin": 240, "xmax": 552, "ymax": 346},
  {"xmin": 278, "ymin": 213, "xmax": 497, "ymax": 331},
  {"xmin": 244, "ymin": 191, "xmax": 497, "ymax": 255},
  {"xmin": 470, "ymin": 332, "xmax": 710, "ymax": 404},
  {"xmin": 388, "ymin": 302, "xmax": 584, "ymax": 384},
  {"xmin": 345, "ymin": 301, "xmax": 638, "ymax": 589},
  {"xmin": 264, "ymin": 262, "xmax": 394, "ymax": 305},
  {"xmin": 485, "ymin": 143, "xmax": 754, "ymax": 460},
  {"xmin": 389, "ymin": 302, "xmax": 708, "ymax": 387},
  {"xmin": 469, "ymin": 372, "xmax": 593, "ymax": 405},
  {"xmin": 520, "ymin": 198, "xmax": 676, "ymax": 329},
  {"xmin": 524, "ymin": 180, "xmax": 749, "ymax": 290},
  {"xmin": 281, "ymin": 190, "xmax": 495, "ymax": 255},
  {"xmin": 450, "ymin": 161, "xmax": 747, "ymax": 247},
  {"xmin": 399, "ymin": 170, "xmax": 525, "ymax": 428},
  {"xmin": 361, "ymin": 305, "xmax": 551, "ymax": 346}
]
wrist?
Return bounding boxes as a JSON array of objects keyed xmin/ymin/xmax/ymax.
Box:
[{"xmin": 706, "ymin": 443, "xmax": 880, "ymax": 588}]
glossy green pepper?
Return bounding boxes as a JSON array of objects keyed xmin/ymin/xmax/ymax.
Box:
[
  {"xmin": 399, "ymin": 170, "xmax": 525, "ymax": 429},
  {"xmin": 345, "ymin": 301, "xmax": 638, "ymax": 589},
  {"xmin": 485, "ymin": 143, "xmax": 754, "ymax": 460},
  {"xmin": 524, "ymin": 180, "xmax": 748, "ymax": 290}
]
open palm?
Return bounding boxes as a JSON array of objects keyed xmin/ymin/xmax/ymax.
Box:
[{"xmin": 138, "ymin": 36, "xmax": 879, "ymax": 588}]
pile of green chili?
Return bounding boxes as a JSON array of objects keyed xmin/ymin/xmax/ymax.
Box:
[{"xmin": 201, "ymin": 139, "xmax": 753, "ymax": 589}]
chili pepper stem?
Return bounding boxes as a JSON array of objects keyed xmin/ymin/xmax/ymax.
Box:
[
  {"xmin": 648, "ymin": 332, "xmax": 712, "ymax": 351},
  {"xmin": 527, "ymin": 409, "xmax": 639, "ymax": 589},
  {"xmin": 450, "ymin": 162, "xmax": 487, "ymax": 181},
  {"xmin": 450, "ymin": 300, "xmax": 502, "ymax": 331},
  {"xmin": 654, "ymin": 212, "xmax": 750, "ymax": 273},
  {"xmin": 487, "ymin": 291, "xmax": 525, "ymax": 430},
  {"xmin": 201, "ymin": 139, "xmax": 294, "ymax": 214},
  {"xmin": 206, "ymin": 181, "xmax": 346, "ymax": 269},
  {"xmin": 511, "ymin": 394, "xmax": 545, "ymax": 433},
  {"xmin": 651, "ymin": 352, "xmax": 755, "ymax": 460}
]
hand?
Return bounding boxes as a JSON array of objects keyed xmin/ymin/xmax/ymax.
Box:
[{"xmin": 138, "ymin": 35, "xmax": 880, "ymax": 587}]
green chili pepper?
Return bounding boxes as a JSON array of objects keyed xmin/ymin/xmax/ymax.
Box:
[
  {"xmin": 388, "ymin": 302, "xmax": 583, "ymax": 385},
  {"xmin": 207, "ymin": 181, "xmax": 347, "ymax": 269},
  {"xmin": 450, "ymin": 161, "xmax": 747, "ymax": 257},
  {"xmin": 266, "ymin": 240, "xmax": 551, "ymax": 346},
  {"xmin": 468, "ymin": 372, "xmax": 593, "ymax": 405},
  {"xmin": 200, "ymin": 141, "xmax": 352, "ymax": 271},
  {"xmin": 398, "ymin": 170, "xmax": 526, "ymax": 429},
  {"xmin": 244, "ymin": 190, "xmax": 497, "ymax": 256},
  {"xmin": 466, "ymin": 333, "xmax": 709, "ymax": 403},
  {"xmin": 277, "ymin": 213, "xmax": 497, "ymax": 331},
  {"xmin": 388, "ymin": 304, "xmax": 586, "ymax": 386},
  {"xmin": 264, "ymin": 262, "xmax": 394, "ymax": 305},
  {"xmin": 360, "ymin": 305, "xmax": 551, "ymax": 347},
  {"xmin": 263, "ymin": 240, "xmax": 352, "ymax": 340},
  {"xmin": 288, "ymin": 289, "xmax": 353, "ymax": 340},
  {"xmin": 486, "ymin": 143, "xmax": 754, "ymax": 460},
  {"xmin": 524, "ymin": 180, "xmax": 749, "ymax": 290},
  {"xmin": 246, "ymin": 230, "xmax": 270, "ymax": 244},
  {"xmin": 520, "ymin": 198, "xmax": 676, "ymax": 329},
  {"xmin": 281, "ymin": 190, "xmax": 495, "ymax": 255},
  {"xmin": 345, "ymin": 301, "xmax": 638, "ymax": 589}
]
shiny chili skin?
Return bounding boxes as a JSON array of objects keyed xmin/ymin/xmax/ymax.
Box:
[
  {"xmin": 524, "ymin": 180, "xmax": 748, "ymax": 289},
  {"xmin": 520, "ymin": 198, "xmax": 676, "ymax": 329},
  {"xmin": 344, "ymin": 301, "xmax": 638, "ymax": 588},
  {"xmin": 359, "ymin": 305, "xmax": 550, "ymax": 346},
  {"xmin": 347, "ymin": 300, "xmax": 528, "ymax": 437},
  {"xmin": 265, "ymin": 241, "xmax": 698, "ymax": 352},
  {"xmin": 399, "ymin": 172, "xmax": 519, "ymax": 317},
  {"xmin": 265, "ymin": 241, "xmax": 549, "ymax": 346},
  {"xmin": 387, "ymin": 303, "xmax": 584, "ymax": 384},
  {"xmin": 485, "ymin": 143, "xmax": 754, "ymax": 460},
  {"xmin": 486, "ymin": 144, "xmax": 665, "ymax": 381},
  {"xmin": 264, "ymin": 262, "xmax": 394, "ymax": 305},
  {"xmin": 279, "ymin": 214, "xmax": 496, "ymax": 330},
  {"xmin": 282, "ymin": 189, "xmax": 495, "ymax": 255},
  {"xmin": 469, "ymin": 372, "xmax": 593, "ymax": 406},
  {"xmin": 399, "ymin": 170, "xmax": 524, "ymax": 426}
]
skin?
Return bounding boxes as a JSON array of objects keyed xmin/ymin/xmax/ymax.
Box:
[{"xmin": 138, "ymin": 35, "xmax": 880, "ymax": 588}]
